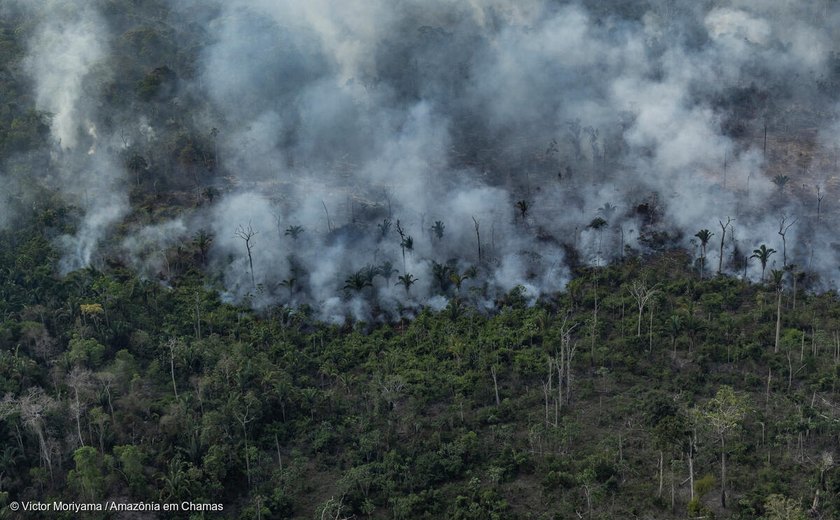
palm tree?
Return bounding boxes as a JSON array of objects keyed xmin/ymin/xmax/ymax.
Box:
[
  {"xmin": 667, "ymin": 315, "xmax": 684, "ymax": 358},
  {"xmin": 449, "ymin": 267, "xmax": 475, "ymax": 292},
  {"xmin": 751, "ymin": 244, "xmax": 777, "ymax": 281},
  {"xmin": 191, "ymin": 230, "xmax": 213, "ymax": 265},
  {"xmin": 343, "ymin": 269, "xmax": 373, "ymax": 293},
  {"xmin": 378, "ymin": 218, "xmax": 392, "ymax": 238},
  {"xmin": 694, "ymin": 229, "xmax": 714, "ymax": 279},
  {"xmin": 401, "ymin": 235, "xmax": 414, "ymax": 254},
  {"xmin": 396, "ymin": 273, "xmax": 418, "ymax": 295},
  {"xmin": 0, "ymin": 445, "xmax": 20, "ymax": 488},
  {"xmin": 127, "ymin": 154, "xmax": 148, "ymax": 186},
  {"xmin": 159, "ymin": 456, "xmax": 191, "ymax": 501},
  {"xmin": 515, "ymin": 200, "xmax": 530, "ymax": 220},
  {"xmin": 376, "ymin": 261, "xmax": 398, "ymax": 284},
  {"xmin": 772, "ymin": 175, "xmax": 790, "ymax": 191},
  {"xmin": 431, "ymin": 261, "xmax": 452, "ymax": 292},
  {"xmin": 589, "ymin": 217, "xmax": 607, "ymax": 230},
  {"xmin": 279, "ymin": 278, "xmax": 296, "ymax": 297},
  {"xmin": 430, "ymin": 220, "xmax": 445, "ymax": 241},
  {"xmin": 598, "ymin": 202, "xmax": 617, "ymax": 221},
  {"xmin": 589, "ymin": 217, "xmax": 608, "ymax": 265},
  {"xmin": 396, "ymin": 220, "xmax": 413, "ymax": 272},
  {"xmin": 284, "ymin": 225, "xmax": 304, "ymax": 240}
]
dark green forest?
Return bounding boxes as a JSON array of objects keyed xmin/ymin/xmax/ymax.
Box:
[
  {"xmin": 3, "ymin": 1, "xmax": 840, "ymax": 519},
  {"xmin": 4, "ymin": 214, "xmax": 840, "ymax": 519}
]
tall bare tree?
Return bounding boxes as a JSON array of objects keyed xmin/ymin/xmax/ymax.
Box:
[
  {"xmin": 777, "ymin": 215, "xmax": 797, "ymax": 267},
  {"xmin": 629, "ymin": 280, "xmax": 660, "ymax": 337},
  {"xmin": 235, "ymin": 223, "xmax": 258, "ymax": 289},
  {"xmin": 472, "ymin": 216, "xmax": 482, "ymax": 264},
  {"xmin": 771, "ymin": 269, "xmax": 784, "ymax": 354},
  {"xmin": 718, "ymin": 217, "xmax": 733, "ymax": 275},
  {"xmin": 66, "ymin": 367, "xmax": 93, "ymax": 447},
  {"xmin": 1, "ymin": 388, "xmax": 57, "ymax": 480}
]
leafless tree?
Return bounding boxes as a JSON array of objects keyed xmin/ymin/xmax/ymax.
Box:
[
  {"xmin": 718, "ymin": 217, "xmax": 733, "ymax": 275},
  {"xmin": 778, "ymin": 215, "xmax": 797, "ymax": 267},
  {"xmin": 231, "ymin": 392, "xmax": 258, "ymax": 490},
  {"xmin": 165, "ymin": 338, "xmax": 182, "ymax": 400},
  {"xmin": 66, "ymin": 367, "xmax": 93, "ymax": 447},
  {"xmin": 321, "ymin": 200, "xmax": 333, "ymax": 233},
  {"xmin": 1, "ymin": 388, "xmax": 57, "ymax": 480},
  {"xmin": 550, "ymin": 316, "xmax": 578, "ymax": 424},
  {"xmin": 472, "ymin": 216, "xmax": 482, "ymax": 264},
  {"xmin": 629, "ymin": 280, "xmax": 660, "ymax": 337},
  {"xmin": 235, "ymin": 222, "xmax": 258, "ymax": 289}
]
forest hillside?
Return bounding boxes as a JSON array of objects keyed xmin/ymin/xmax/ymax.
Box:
[{"xmin": 3, "ymin": 1, "xmax": 840, "ymax": 518}]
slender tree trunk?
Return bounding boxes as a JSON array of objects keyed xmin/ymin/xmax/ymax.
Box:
[
  {"xmin": 491, "ymin": 365, "xmax": 500, "ymax": 405},
  {"xmin": 243, "ymin": 423, "xmax": 251, "ymax": 489},
  {"xmin": 544, "ymin": 357, "xmax": 553, "ymax": 426},
  {"xmin": 565, "ymin": 342, "xmax": 573, "ymax": 405},
  {"xmin": 169, "ymin": 340, "xmax": 179, "ymax": 401},
  {"xmin": 105, "ymin": 385, "xmax": 114, "ymax": 420},
  {"xmin": 321, "ymin": 200, "xmax": 333, "ymax": 233},
  {"xmin": 649, "ymin": 304, "xmax": 654, "ymax": 352},
  {"xmin": 74, "ymin": 387, "xmax": 84, "ymax": 446},
  {"xmin": 556, "ymin": 353, "xmax": 564, "ymax": 416},
  {"xmin": 472, "ymin": 217, "xmax": 482, "ymax": 264},
  {"xmin": 591, "ymin": 281, "xmax": 598, "ymax": 365},
  {"xmin": 766, "ymin": 368, "xmax": 772, "ymax": 412},
  {"xmin": 670, "ymin": 466, "xmax": 675, "ymax": 510},
  {"xmin": 775, "ymin": 289, "xmax": 782, "ymax": 353},
  {"xmin": 688, "ymin": 438, "xmax": 695, "ymax": 501},
  {"xmin": 720, "ymin": 437, "xmax": 727, "ymax": 508},
  {"xmin": 658, "ymin": 450, "xmax": 664, "ymax": 498},
  {"xmin": 583, "ymin": 484, "xmax": 592, "ymax": 519},
  {"xmin": 247, "ymin": 247, "xmax": 255, "ymax": 288},
  {"xmin": 637, "ymin": 305, "xmax": 643, "ymax": 337},
  {"xmin": 195, "ymin": 292, "xmax": 201, "ymax": 340},
  {"xmin": 801, "ymin": 330, "xmax": 806, "ymax": 362},
  {"xmin": 36, "ymin": 428, "xmax": 52, "ymax": 480},
  {"xmin": 788, "ymin": 351, "xmax": 794, "ymax": 392}
]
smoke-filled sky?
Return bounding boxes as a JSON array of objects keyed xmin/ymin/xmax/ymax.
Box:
[{"xmin": 6, "ymin": 0, "xmax": 840, "ymax": 322}]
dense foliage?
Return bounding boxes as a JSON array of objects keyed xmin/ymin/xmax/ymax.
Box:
[{"xmin": 1, "ymin": 209, "xmax": 840, "ymax": 519}]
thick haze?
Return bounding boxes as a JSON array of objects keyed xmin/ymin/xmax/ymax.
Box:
[{"xmin": 8, "ymin": 0, "xmax": 840, "ymax": 322}]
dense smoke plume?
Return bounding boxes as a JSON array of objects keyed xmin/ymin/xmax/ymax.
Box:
[
  {"xmin": 9, "ymin": 0, "xmax": 840, "ymax": 321},
  {"xmin": 6, "ymin": 0, "xmax": 127, "ymax": 271}
]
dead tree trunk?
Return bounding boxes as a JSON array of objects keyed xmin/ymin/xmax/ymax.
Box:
[
  {"xmin": 235, "ymin": 223, "xmax": 258, "ymax": 289},
  {"xmin": 775, "ymin": 287, "xmax": 783, "ymax": 353},
  {"xmin": 472, "ymin": 216, "xmax": 482, "ymax": 264},
  {"xmin": 718, "ymin": 217, "xmax": 733, "ymax": 275}
]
